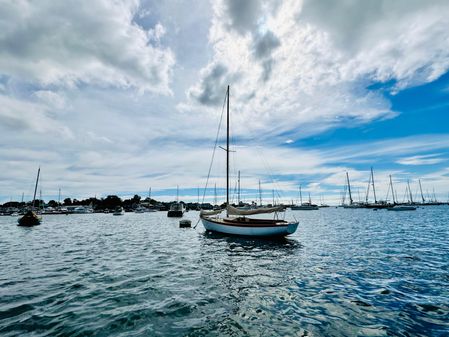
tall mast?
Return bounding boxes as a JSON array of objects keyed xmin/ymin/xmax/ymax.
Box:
[
  {"xmin": 258, "ymin": 180, "xmax": 262, "ymax": 206},
  {"xmin": 389, "ymin": 175, "xmax": 394, "ymax": 204},
  {"xmin": 32, "ymin": 167, "xmax": 40, "ymax": 209},
  {"xmin": 419, "ymin": 180, "xmax": 425, "ymax": 203},
  {"xmin": 226, "ymin": 85, "xmax": 230, "ymax": 214},
  {"xmin": 371, "ymin": 167, "xmax": 377, "ymax": 203},
  {"xmin": 407, "ymin": 179, "xmax": 413, "ymax": 204},
  {"xmin": 238, "ymin": 170, "xmax": 241, "ymax": 204},
  {"xmin": 346, "ymin": 172, "xmax": 353, "ymax": 205},
  {"xmin": 299, "ymin": 185, "xmax": 303, "ymax": 205},
  {"xmin": 21, "ymin": 192, "xmax": 24, "ymax": 203},
  {"xmin": 197, "ymin": 186, "xmax": 200, "ymax": 204},
  {"xmin": 308, "ymin": 192, "xmax": 311, "ymax": 204}
]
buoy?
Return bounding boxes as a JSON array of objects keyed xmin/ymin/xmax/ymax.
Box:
[{"xmin": 179, "ymin": 219, "xmax": 192, "ymax": 228}]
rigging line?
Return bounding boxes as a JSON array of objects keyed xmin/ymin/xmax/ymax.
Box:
[
  {"xmin": 201, "ymin": 92, "xmax": 227, "ymax": 204},
  {"xmin": 385, "ymin": 180, "xmax": 391, "ymax": 202},
  {"xmin": 255, "ymin": 147, "xmax": 285, "ymax": 200}
]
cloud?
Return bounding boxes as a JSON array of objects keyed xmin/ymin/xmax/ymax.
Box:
[
  {"xmin": 222, "ymin": 0, "xmax": 262, "ymax": 34},
  {"xmin": 396, "ymin": 154, "xmax": 446, "ymax": 166},
  {"xmin": 0, "ymin": 94, "xmax": 73, "ymax": 138},
  {"xmin": 184, "ymin": 0, "xmax": 449, "ymax": 140},
  {"xmin": 253, "ymin": 31, "xmax": 281, "ymax": 60},
  {"xmin": 32, "ymin": 90, "xmax": 66, "ymax": 110},
  {"xmin": 299, "ymin": 0, "xmax": 449, "ymax": 90},
  {"xmin": 188, "ymin": 63, "xmax": 230, "ymax": 106},
  {"xmin": 323, "ymin": 134, "xmax": 449, "ymax": 163},
  {"xmin": 252, "ymin": 31, "xmax": 281, "ymax": 81},
  {"xmin": 0, "ymin": 0, "xmax": 175, "ymax": 93}
]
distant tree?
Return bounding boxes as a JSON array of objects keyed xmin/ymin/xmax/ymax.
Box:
[
  {"xmin": 102, "ymin": 195, "xmax": 122, "ymax": 209},
  {"xmin": 123, "ymin": 195, "xmax": 141, "ymax": 209},
  {"xmin": 48, "ymin": 200, "xmax": 58, "ymax": 207},
  {"xmin": 63, "ymin": 198, "xmax": 72, "ymax": 205},
  {"xmin": 3, "ymin": 201, "xmax": 20, "ymax": 208}
]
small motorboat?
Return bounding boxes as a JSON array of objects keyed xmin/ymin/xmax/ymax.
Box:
[
  {"xmin": 167, "ymin": 202, "xmax": 184, "ymax": 217},
  {"xmin": 134, "ymin": 206, "xmax": 146, "ymax": 213},
  {"xmin": 113, "ymin": 207, "xmax": 124, "ymax": 216}
]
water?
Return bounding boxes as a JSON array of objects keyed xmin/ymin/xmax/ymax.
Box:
[{"xmin": 1, "ymin": 207, "xmax": 448, "ymax": 336}]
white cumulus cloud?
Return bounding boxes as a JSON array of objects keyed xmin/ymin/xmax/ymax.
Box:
[{"xmin": 0, "ymin": 0, "xmax": 175, "ymax": 93}]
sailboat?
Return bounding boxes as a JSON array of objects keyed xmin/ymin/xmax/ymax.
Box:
[
  {"xmin": 387, "ymin": 176, "xmax": 416, "ymax": 211},
  {"xmin": 18, "ymin": 167, "xmax": 42, "ymax": 227},
  {"xmin": 291, "ymin": 186, "xmax": 318, "ymax": 210},
  {"xmin": 200, "ymin": 86, "xmax": 298, "ymax": 237},
  {"xmin": 342, "ymin": 172, "xmax": 365, "ymax": 208},
  {"xmin": 364, "ymin": 167, "xmax": 390, "ymax": 209},
  {"xmin": 146, "ymin": 187, "xmax": 158, "ymax": 212}
]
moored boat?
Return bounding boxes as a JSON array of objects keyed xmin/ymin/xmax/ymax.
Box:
[
  {"xmin": 18, "ymin": 210, "xmax": 41, "ymax": 226},
  {"xmin": 167, "ymin": 202, "xmax": 184, "ymax": 217},
  {"xmin": 18, "ymin": 167, "xmax": 42, "ymax": 227},
  {"xmin": 291, "ymin": 203, "xmax": 318, "ymax": 210},
  {"xmin": 199, "ymin": 86, "xmax": 298, "ymax": 238},
  {"xmin": 113, "ymin": 207, "xmax": 124, "ymax": 216},
  {"xmin": 291, "ymin": 186, "xmax": 318, "ymax": 210},
  {"xmin": 167, "ymin": 186, "xmax": 185, "ymax": 217}
]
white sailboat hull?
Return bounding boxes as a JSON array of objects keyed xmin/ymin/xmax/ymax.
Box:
[{"xmin": 201, "ymin": 217, "xmax": 298, "ymax": 237}]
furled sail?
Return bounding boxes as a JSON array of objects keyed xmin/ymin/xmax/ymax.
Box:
[
  {"xmin": 200, "ymin": 209, "xmax": 223, "ymax": 217},
  {"xmin": 227, "ymin": 205, "xmax": 284, "ymax": 216}
]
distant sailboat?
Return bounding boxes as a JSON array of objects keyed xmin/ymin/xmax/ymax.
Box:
[
  {"xmin": 200, "ymin": 86, "xmax": 298, "ymax": 237},
  {"xmin": 365, "ymin": 167, "xmax": 390, "ymax": 209},
  {"xmin": 291, "ymin": 185, "xmax": 318, "ymax": 210},
  {"xmin": 18, "ymin": 167, "xmax": 42, "ymax": 227},
  {"xmin": 342, "ymin": 171, "xmax": 365, "ymax": 208},
  {"xmin": 387, "ymin": 176, "xmax": 416, "ymax": 211}
]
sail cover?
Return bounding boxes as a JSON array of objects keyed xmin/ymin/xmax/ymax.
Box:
[
  {"xmin": 227, "ymin": 205, "xmax": 284, "ymax": 216},
  {"xmin": 200, "ymin": 209, "xmax": 223, "ymax": 216}
]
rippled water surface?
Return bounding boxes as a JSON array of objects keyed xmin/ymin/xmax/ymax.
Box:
[{"xmin": 1, "ymin": 207, "xmax": 448, "ymax": 336}]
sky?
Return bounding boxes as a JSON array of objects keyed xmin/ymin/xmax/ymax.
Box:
[{"xmin": 1, "ymin": 0, "xmax": 449, "ymax": 205}]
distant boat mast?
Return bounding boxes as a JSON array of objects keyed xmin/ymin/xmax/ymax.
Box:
[
  {"xmin": 371, "ymin": 167, "xmax": 377, "ymax": 204},
  {"xmin": 407, "ymin": 180, "xmax": 414, "ymax": 204},
  {"xmin": 346, "ymin": 172, "xmax": 353, "ymax": 205},
  {"xmin": 418, "ymin": 179, "xmax": 425, "ymax": 203},
  {"xmin": 238, "ymin": 170, "xmax": 241, "ymax": 204},
  {"xmin": 32, "ymin": 167, "xmax": 40, "ymax": 209}
]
